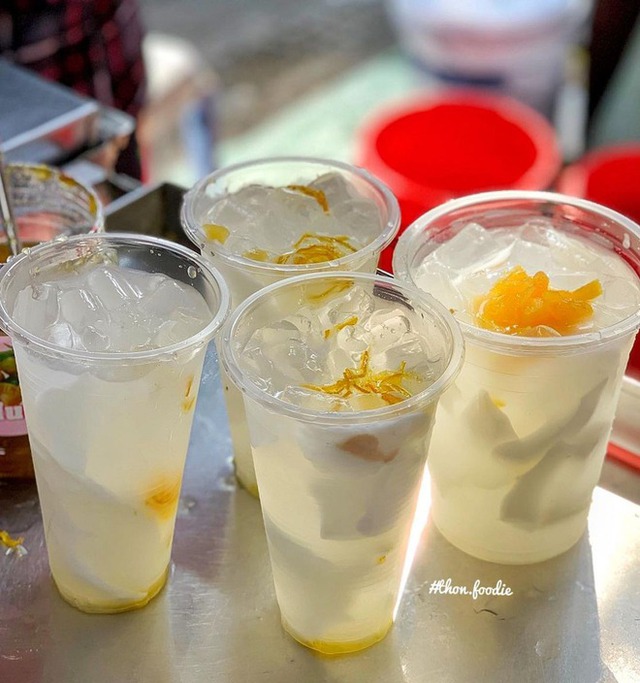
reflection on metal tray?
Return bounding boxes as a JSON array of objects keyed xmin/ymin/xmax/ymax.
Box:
[
  {"xmin": 0, "ymin": 347, "xmax": 639, "ymax": 682},
  {"xmin": 104, "ymin": 182, "xmax": 192, "ymax": 248}
]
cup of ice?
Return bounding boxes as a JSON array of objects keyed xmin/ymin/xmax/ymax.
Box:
[
  {"xmin": 393, "ymin": 190, "xmax": 640, "ymax": 564},
  {"xmin": 0, "ymin": 233, "xmax": 230, "ymax": 612},
  {"xmin": 220, "ymin": 271, "xmax": 463, "ymax": 654},
  {"xmin": 181, "ymin": 157, "xmax": 400, "ymax": 496}
]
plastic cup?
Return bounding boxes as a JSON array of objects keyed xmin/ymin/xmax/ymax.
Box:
[
  {"xmin": 0, "ymin": 233, "xmax": 230, "ymax": 612},
  {"xmin": 393, "ymin": 191, "xmax": 640, "ymax": 564},
  {"xmin": 0, "ymin": 164, "xmax": 103, "ymax": 479},
  {"xmin": 1, "ymin": 163, "xmax": 104, "ymax": 250},
  {"xmin": 356, "ymin": 91, "xmax": 561, "ymax": 272},
  {"xmin": 557, "ymin": 143, "xmax": 640, "ymax": 379},
  {"xmin": 181, "ymin": 157, "xmax": 400, "ymax": 496},
  {"xmin": 220, "ymin": 271, "xmax": 463, "ymax": 654}
]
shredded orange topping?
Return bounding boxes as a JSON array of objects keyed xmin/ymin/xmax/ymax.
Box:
[
  {"xmin": 474, "ymin": 266, "xmax": 603, "ymax": 336},
  {"xmin": 276, "ymin": 233, "xmax": 357, "ymax": 265},
  {"xmin": 145, "ymin": 477, "xmax": 181, "ymax": 519},
  {"xmin": 286, "ymin": 184, "xmax": 330, "ymax": 213},
  {"xmin": 306, "ymin": 279, "xmax": 354, "ymax": 303},
  {"xmin": 242, "ymin": 233, "xmax": 357, "ymax": 265},
  {"xmin": 302, "ymin": 349, "xmax": 414, "ymax": 406},
  {"xmin": 323, "ymin": 315, "xmax": 358, "ymax": 339},
  {"xmin": 203, "ymin": 223, "xmax": 230, "ymax": 243}
]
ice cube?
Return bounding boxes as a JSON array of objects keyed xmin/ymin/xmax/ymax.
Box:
[
  {"xmin": 309, "ymin": 172, "xmax": 357, "ymax": 205},
  {"xmin": 89, "ymin": 312, "xmax": 152, "ymax": 352},
  {"xmin": 207, "ymin": 192, "xmax": 260, "ymax": 232},
  {"xmin": 364, "ymin": 310, "xmax": 411, "ymax": 344},
  {"xmin": 138, "ymin": 277, "xmax": 210, "ymax": 324},
  {"xmin": 261, "ymin": 187, "xmax": 332, "ymax": 248},
  {"xmin": 12, "ymin": 283, "xmax": 60, "ymax": 336},
  {"xmin": 87, "ymin": 266, "xmax": 143, "ymax": 310},
  {"xmin": 429, "ymin": 223, "xmax": 507, "ymax": 271},
  {"xmin": 329, "ymin": 197, "xmax": 381, "ymax": 245},
  {"xmin": 326, "ymin": 285, "xmax": 375, "ymax": 325},
  {"xmin": 47, "ymin": 321, "xmax": 82, "ymax": 349},
  {"xmin": 58, "ymin": 288, "xmax": 101, "ymax": 333},
  {"xmin": 243, "ymin": 322, "xmax": 319, "ymax": 387},
  {"xmin": 80, "ymin": 325, "xmax": 110, "ymax": 352}
]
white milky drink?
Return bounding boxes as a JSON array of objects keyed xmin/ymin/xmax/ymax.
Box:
[
  {"xmin": 182, "ymin": 158, "xmax": 400, "ymax": 496},
  {"xmin": 394, "ymin": 192, "xmax": 640, "ymax": 564},
  {"xmin": 221, "ymin": 273, "xmax": 463, "ymax": 654},
  {"xmin": 0, "ymin": 234, "xmax": 229, "ymax": 612}
]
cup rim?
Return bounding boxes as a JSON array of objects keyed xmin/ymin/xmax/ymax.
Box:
[
  {"xmin": 392, "ymin": 190, "xmax": 640, "ymax": 353},
  {"xmin": 0, "ymin": 232, "xmax": 231, "ymax": 364},
  {"xmin": 5, "ymin": 162, "xmax": 105, "ymax": 232},
  {"xmin": 180, "ymin": 156, "xmax": 401, "ymax": 274},
  {"xmin": 220, "ymin": 270, "xmax": 465, "ymax": 425}
]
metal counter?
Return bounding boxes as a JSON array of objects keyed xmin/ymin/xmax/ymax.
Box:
[{"xmin": 1, "ymin": 347, "xmax": 639, "ymax": 683}]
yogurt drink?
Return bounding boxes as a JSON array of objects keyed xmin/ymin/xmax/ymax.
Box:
[
  {"xmin": 394, "ymin": 191, "xmax": 640, "ymax": 564},
  {"xmin": 182, "ymin": 157, "xmax": 399, "ymax": 496},
  {"xmin": 0, "ymin": 234, "xmax": 230, "ymax": 612},
  {"xmin": 221, "ymin": 272, "xmax": 463, "ymax": 653}
]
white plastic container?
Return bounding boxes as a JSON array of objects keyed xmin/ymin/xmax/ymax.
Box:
[{"xmin": 387, "ymin": 0, "xmax": 590, "ymax": 117}]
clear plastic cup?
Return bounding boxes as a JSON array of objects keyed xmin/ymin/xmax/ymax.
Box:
[
  {"xmin": 393, "ymin": 191, "xmax": 640, "ymax": 564},
  {"xmin": 0, "ymin": 233, "xmax": 230, "ymax": 612},
  {"xmin": 0, "ymin": 163, "xmax": 103, "ymax": 479},
  {"xmin": 1, "ymin": 163, "xmax": 103, "ymax": 249},
  {"xmin": 181, "ymin": 157, "xmax": 400, "ymax": 496},
  {"xmin": 220, "ymin": 272, "xmax": 463, "ymax": 654}
]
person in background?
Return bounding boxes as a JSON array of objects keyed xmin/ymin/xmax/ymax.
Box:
[{"xmin": 0, "ymin": 0, "xmax": 147, "ymax": 179}]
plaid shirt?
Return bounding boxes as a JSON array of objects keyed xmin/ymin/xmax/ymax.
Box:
[{"xmin": 0, "ymin": 0, "xmax": 146, "ymax": 118}]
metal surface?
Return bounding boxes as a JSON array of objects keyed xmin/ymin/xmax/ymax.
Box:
[
  {"xmin": 0, "ymin": 60, "xmax": 99, "ymax": 165},
  {"xmin": 1, "ymin": 346, "xmax": 639, "ymax": 682},
  {"xmin": 105, "ymin": 183, "xmax": 191, "ymax": 249}
]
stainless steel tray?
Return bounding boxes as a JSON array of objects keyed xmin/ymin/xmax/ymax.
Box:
[
  {"xmin": 1, "ymin": 346, "xmax": 639, "ymax": 682},
  {"xmin": 104, "ymin": 182, "xmax": 191, "ymax": 248},
  {"xmin": 0, "ymin": 59, "xmax": 99, "ymax": 165}
]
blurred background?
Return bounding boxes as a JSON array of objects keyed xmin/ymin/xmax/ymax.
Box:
[
  {"xmin": 138, "ymin": 0, "xmax": 403, "ymax": 184},
  {"xmin": 132, "ymin": 0, "xmax": 639, "ymax": 185},
  {"xmin": 2, "ymin": 0, "xmax": 640, "ymax": 215}
]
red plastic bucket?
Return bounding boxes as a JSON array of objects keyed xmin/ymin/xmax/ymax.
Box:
[
  {"xmin": 356, "ymin": 90, "xmax": 562, "ymax": 272},
  {"xmin": 558, "ymin": 144, "xmax": 640, "ymax": 379}
]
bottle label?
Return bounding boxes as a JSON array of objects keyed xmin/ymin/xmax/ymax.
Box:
[{"xmin": 0, "ymin": 337, "xmax": 28, "ymax": 437}]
